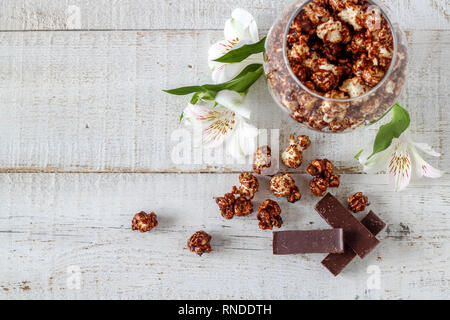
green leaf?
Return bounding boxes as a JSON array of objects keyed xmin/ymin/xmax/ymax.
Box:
[
  {"xmin": 354, "ymin": 149, "xmax": 364, "ymax": 160},
  {"xmin": 214, "ymin": 37, "xmax": 266, "ymax": 63},
  {"xmin": 163, "ymin": 64, "xmax": 264, "ymax": 98},
  {"xmin": 190, "ymin": 91, "xmax": 216, "ymax": 104},
  {"xmin": 163, "ymin": 86, "xmax": 205, "ymax": 95},
  {"xmin": 179, "ymin": 112, "xmax": 184, "ymax": 123},
  {"xmin": 220, "ymin": 64, "xmax": 264, "ymax": 93},
  {"xmin": 368, "ymin": 103, "xmax": 410, "ymax": 159}
]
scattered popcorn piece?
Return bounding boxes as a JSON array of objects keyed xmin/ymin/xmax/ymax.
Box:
[
  {"xmin": 257, "ymin": 200, "xmax": 283, "ymax": 230},
  {"xmin": 232, "ymin": 172, "xmax": 259, "ymax": 200},
  {"xmin": 348, "ymin": 192, "xmax": 370, "ymax": 213},
  {"xmin": 270, "ymin": 173, "xmax": 302, "ymax": 203},
  {"xmin": 253, "ymin": 146, "xmax": 273, "ymax": 175},
  {"xmin": 187, "ymin": 231, "xmax": 212, "ymax": 256},
  {"xmin": 281, "ymin": 134, "xmax": 311, "ymax": 169},
  {"xmin": 234, "ymin": 196, "xmax": 254, "ymax": 217},
  {"xmin": 131, "ymin": 211, "xmax": 158, "ymax": 233}
]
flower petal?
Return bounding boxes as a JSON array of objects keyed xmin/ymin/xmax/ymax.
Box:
[
  {"xmin": 208, "ymin": 39, "xmax": 241, "ymax": 66},
  {"xmin": 183, "ymin": 100, "xmax": 236, "ymax": 148},
  {"xmin": 411, "ymin": 142, "xmax": 441, "ymax": 157},
  {"xmin": 402, "ymin": 130, "xmax": 441, "ymax": 157},
  {"xmin": 359, "ymin": 144, "xmax": 392, "ymax": 174},
  {"xmin": 409, "ymin": 145, "xmax": 445, "ymax": 179},
  {"xmin": 215, "ymin": 90, "xmax": 251, "ymax": 119},
  {"xmin": 388, "ymin": 143, "xmax": 412, "ymax": 192},
  {"xmin": 226, "ymin": 118, "xmax": 258, "ymax": 159},
  {"xmin": 224, "ymin": 8, "xmax": 259, "ymax": 43}
]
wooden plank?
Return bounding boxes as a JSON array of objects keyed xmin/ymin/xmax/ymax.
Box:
[
  {"xmin": 0, "ymin": 0, "xmax": 448, "ymax": 31},
  {"xmin": 0, "ymin": 30, "xmax": 448, "ymax": 173},
  {"xmin": 0, "ymin": 173, "xmax": 448, "ymax": 299}
]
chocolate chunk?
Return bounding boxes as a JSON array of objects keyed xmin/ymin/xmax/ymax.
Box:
[
  {"xmin": 360, "ymin": 210, "xmax": 386, "ymax": 235},
  {"xmin": 322, "ymin": 211, "xmax": 386, "ymax": 276},
  {"xmin": 315, "ymin": 193, "xmax": 379, "ymax": 258},
  {"xmin": 273, "ymin": 229, "xmax": 344, "ymax": 255}
]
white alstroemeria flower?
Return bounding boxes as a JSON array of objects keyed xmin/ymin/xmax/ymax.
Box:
[
  {"xmin": 208, "ymin": 8, "xmax": 264, "ymax": 84},
  {"xmin": 358, "ymin": 130, "xmax": 445, "ymax": 192},
  {"xmin": 183, "ymin": 90, "xmax": 258, "ymax": 158}
]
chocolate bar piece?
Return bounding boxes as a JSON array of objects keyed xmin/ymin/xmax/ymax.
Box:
[
  {"xmin": 360, "ymin": 210, "xmax": 386, "ymax": 235},
  {"xmin": 315, "ymin": 193, "xmax": 379, "ymax": 258},
  {"xmin": 322, "ymin": 211, "xmax": 386, "ymax": 276},
  {"xmin": 273, "ymin": 229, "xmax": 344, "ymax": 254}
]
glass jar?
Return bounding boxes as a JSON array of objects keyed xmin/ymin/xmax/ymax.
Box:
[{"xmin": 264, "ymin": 0, "xmax": 408, "ymax": 133}]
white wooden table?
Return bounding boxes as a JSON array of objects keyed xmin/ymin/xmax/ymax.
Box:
[{"xmin": 0, "ymin": 0, "xmax": 449, "ymax": 300}]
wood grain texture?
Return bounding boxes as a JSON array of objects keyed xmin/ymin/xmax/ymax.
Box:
[
  {"xmin": 0, "ymin": 173, "xmax": 448, "ymax": 299},
  {"xmin": 0, "ymin": 0, "xmax": 448, "ymax": 31},
  {"xmin": 0, "ymin": 30, "xmax": 448, "ymax": 173}
]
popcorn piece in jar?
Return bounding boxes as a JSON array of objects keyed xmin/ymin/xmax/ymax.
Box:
[
  {"xmin": 361, "ymin": 65, "xmax": 385, "ymax": 87},
  {"xmin": 347, "ymin": 32, "xmax": 368, "ymax": 54},
  {"xmin": 291, "ymin": 63, "xmax": 307, "ymax": 82},
  {"xmin": 338, "ymin": 3, "xmax": 365, "ymax": 31},
  {"xmin": 348, "ymin": 192, "xmax": 370, "ymax": 213},
  {"xmin": 325, "ymin": 89, "xmax": 349, "ymax": 100},
  {"xmin": 352, "ymin": 53, "xmax": 372, "ymax": 77},
  {"xmin": 253, "ymin": 146, "xmax": 273, "ymax": 175},
  {"xmin": 311, "ymin": 0, "xmax": 329, "ymax": 6},
  {"xmin": 187, "ymin": 231, "xmax": 212, "ymax": 256},
  {"xmin": 311, "ymin": 70, "xmax": 339, "ymax": 92},
  {"xmin": 294, "ymin": 11, "xmax": 316, "ymax": 35},
  {"xmin": 367, "ymin": 41, "xmax": 393, "ymax": 67},
  {"xmin": 308, "ymin": 109, "xmax": 328, "ymax": 131},
  {"xmin": 317, "ymin": 18, "xmax": 345, "ymax": 43},
  {"xmin": 257, "ymin": 200, "xmax": 283, "ymax": 230},
  {"xmin": 303, "ymin": 1, "xmax": 331, "ymax": 26},
  {"xmin": 340, "ymin": 77, "xmax": 370, "ymax": 98},
  {"xmin": 329, "ymin": 0, "xmax": 359, "ymax": 12},
  {"xmin": 232, "ymin": 172, "xmax": 259, "ymax": 200},
  {"xmin": 288, "ymin": 35, "xmax": 310, "ymax": 61},
  {"xmin": 270, "ymin": 173, "xmax": 302, "ymax": 203},
  {"xmin": 375, "ymin": 23, "xmax": 394, "ymax": 46},
  {"xmin": 281, "ymin": 134, "xmax": 311, "ymax": 169},
  {"xmin": 322, "ymin": 43, "xmax": 343, "ymax": 62},
  {"xmin": 303, "ymin": 52, "xmax": 328, "ymax": 73},
  {"xmin": 363, "ymin": 5, "xmax": 383, "ymax": 32},
  {"xmin": 132, "ymin": 211, "xmax": 158, "ymax": 232},
  {"xmin": 340, "ymin": 24, "xmax": 353, "ymax": 44},
  {"xmin": 215, "ymin": 193, "xmax": 236, "ymax": 220},
  {"xmin": 304, "ymin": 81, "xmax": 317, "ymax": 91},
  {"xmin": 320, "ymin": 94, "xmax": 349, "ymax": 124}
]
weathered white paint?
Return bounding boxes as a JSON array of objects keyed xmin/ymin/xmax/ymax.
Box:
[
  {"xmin": 0, "ymin": 173, "xmax": 448, "ymax": 299},
  {"xmin": 0, "ymin": 30, "xmax": 448, "ymax": 173},
  {"xmin": 0, "ymin": 0, "xmax": 447, "ymax": 31}
]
